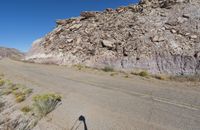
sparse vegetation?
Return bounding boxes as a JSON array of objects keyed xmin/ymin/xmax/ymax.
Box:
[
  {"xmin": 0, "ymin": 78, "xmax": 61, "ymax": 129},
  {"xmin": 2, "ymin": 89, "xmax": 12, "ymax": 95},
  {"xmin": 1, "ymin": 81, "xmax": 33, "ymax": 103},
  {"xmin": 0, "ymin": 79, "xmax": 5, "ymax": 86},
  {"xmin": 131, "ymin": 71, "xmax": 149, "ymax": 77},
  {"xmin": 170, "ymin": 75, "xmax": 200, "ymax": 82},
  {"xmin": 102, "ymin": 66, "xmax": 114, "ymax": 72},
  {"xmin": 21, "ymin": 106, "xmax": 32, "ymax": 113},
  {"xmin": 33, "ymin": 93, "xmax": 62, "ymax": 118}
]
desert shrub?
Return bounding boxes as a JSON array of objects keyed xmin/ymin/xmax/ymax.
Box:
[
  {"xmin": 138, "ymin": 71, "xmax": 148, "ymax": 77},
  {"xmin": 33, "ymin": 93, "xmax": 62, "ymax": 118},
  {"xmin": 21, "ymin": 106, "xmax": 32, "ymax": 113},
  {"xmin": 0, "ymin": 80, "xmax": 5, "ymax": 86},
  {"xmin": 13, "ymin": 87, "xmax": 33, "ymax": 103},
  {"xmin": 102, "ymin": 66, "xmax": 114, "ymax": 72},
  {"xmin": 16, "ymin": 94, "xmax": 26, "ymax": 103}
]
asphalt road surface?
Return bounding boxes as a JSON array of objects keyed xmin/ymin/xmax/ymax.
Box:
[{"xmin": 0, "ymin": 59, "xmax": 200, "ymax": 130}]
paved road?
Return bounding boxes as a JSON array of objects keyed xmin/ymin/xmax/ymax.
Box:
[{"xmin": 0, "ymin": 59, "xmax": 200, "ymax": 130}]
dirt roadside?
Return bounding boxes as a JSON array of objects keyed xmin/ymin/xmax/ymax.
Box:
[{"xmin": 0, "ymin": 59, "xmax": 200, "ymax": 130}]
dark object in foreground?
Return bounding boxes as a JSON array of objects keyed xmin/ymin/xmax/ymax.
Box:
[{"xmin": 79, "ymin": 115, "xmax": 88, "ymax": 130}]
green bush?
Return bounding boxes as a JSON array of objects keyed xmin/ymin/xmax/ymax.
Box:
[{"xmin": 33, "ymin": 93, "xmax": 62, "ymax": 118}]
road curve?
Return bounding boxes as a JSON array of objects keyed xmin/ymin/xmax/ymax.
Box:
[{"xmin": 0, "ymin": 59, "xmax": 200, "ymax": 130}]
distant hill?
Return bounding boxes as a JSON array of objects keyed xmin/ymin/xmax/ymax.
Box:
[{"xmin": 0, "ymin": 47, "xmax": 24, "ymax": 60}]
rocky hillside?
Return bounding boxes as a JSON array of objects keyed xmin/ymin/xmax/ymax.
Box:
[
  {"xmin": 0, "ymin": 47, "xmax": 24, "ymax": 60},
  {"xmin": 26, "ymin": 0, "xmax": 200, "ymax": 75}
]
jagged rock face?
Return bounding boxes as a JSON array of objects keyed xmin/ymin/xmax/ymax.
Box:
[
  {"xmin": 26, "ymin": 0, "xmax": 200, "ymax": 75},
  {"xmin": 0, "ymin": 47, "xmax": 24, "ymax": 60}
]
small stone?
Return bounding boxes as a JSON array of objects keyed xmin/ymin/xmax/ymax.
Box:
[
  {"xmin": 66, "ymin": 39, "xmax": 73, "ymax": 43},
  {"xmin": 171, "ymin": 29, "xmax": 176, "ymax": 34},
  {"xmin": 177, "ymin": 17, "xmax": 186, "ymax": 24},
  {"xmin": 105, "ymin": 8, "xmax": 114, "ymax": 12},
  {"xmin": 182, "ymin": 13, "xmax": 190, "ymax": 19},
  {"xmin": 116, "ymin": 7, "xmax": 125, "ymax": 13},
  {"xmin": 101, "ymin": 40, "xmax": 114, "ymax": 49},
  {"xmin": 150, "ymin": 35, "xmax": 165, "ymax": 42},
  {"xmin": 190, "ymin": 35, "xmax": 198, "ymax": 39},
  {"xmin": 80, "ymin": 12, "xmax": 96, "ymax": 19},
  {"xmin": 185, "ymin": 33, "xmax": 190, "ymax": 36},
  {"xmin": 69, "ymin": 24, "xmax": 82, "ymax": 30}
]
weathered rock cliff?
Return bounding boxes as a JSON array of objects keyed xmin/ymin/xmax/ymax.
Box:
[{"xmin": 26, "ymin": 0, "xmax": 200, "ymax": 75}]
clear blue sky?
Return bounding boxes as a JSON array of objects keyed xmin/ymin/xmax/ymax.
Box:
[{"xmin": 0, "ymin": 0, "xmax": 139, "ymax": 52}]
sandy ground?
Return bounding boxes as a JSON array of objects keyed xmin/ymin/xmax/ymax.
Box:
[{"xmin": 0, "ymin": 59, "xmax": 200, "ymax": 130}]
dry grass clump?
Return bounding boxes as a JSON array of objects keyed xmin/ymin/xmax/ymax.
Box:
[
  {"xmin": 15, "ymin": 94, "xmax": 26, "ymax": 103},
  {"xmin": 33, "ymin": 93, "xmax": 62, "ymax": 118},
  {"xmin": 0, "ymin": 79, "xmax": 5, "ymax": 86},
  {"xmin": 2, "ymin": 89, "xmax": 12, "ymax": 95},
  {"xmin": 138, "ymin": 71, "xmax": 149, "ymax": 77},
  {"xmin": 13, "ymin": 85, "xmax": 33, "ymax": 103},
  {"xmin": 21, "ymin": 106, "xmax": 32, "ymax": 113},
  {"xmin": 131, "ymin": 70, "xmax": 149, "ymax": 77},
  {"xmin": 153, "ymin": 74, "xmax": 168, "ymax": 80},
  {"xmin": 102, "ymin": 66, "xmax": 114, "ymax": 72}
]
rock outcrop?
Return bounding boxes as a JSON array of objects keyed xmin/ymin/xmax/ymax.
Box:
[
  {"xmin": 26, "ymin": 0, "xmax": 200, "ymax": 75},
  {"xmin": 0, "ymin": 47, "xmax": 24, "ymax": 60}
]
